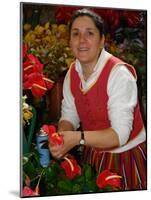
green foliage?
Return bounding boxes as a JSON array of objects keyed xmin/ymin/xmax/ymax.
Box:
[{"xmin": 22, "ymin": 149, "xmax": 101, "ymax": 196}]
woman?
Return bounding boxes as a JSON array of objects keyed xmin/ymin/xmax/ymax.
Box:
[{"xmin": 49, "ymin": 8, "xmax": 146, "ymax": 190}]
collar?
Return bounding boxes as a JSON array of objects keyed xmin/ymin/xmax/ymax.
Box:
[{"xmin": 75, "ymin": 48, "xmax": 111, "ymax": 79}]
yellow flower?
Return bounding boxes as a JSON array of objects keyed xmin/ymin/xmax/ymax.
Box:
[
  {"xmin": 51, "ymin": 24, "xmax": 58, "ymax": 35},
  {"xmin": 24, "ymin": 31, "xmax": 36, "ymax": 44},
  {"xmin": 34, "ymin": 25, "xmax": 45, "ymax": 35},
  {"xmin": 59, "ymin": 38, "xmax": 68, "ymax": 46},
  {"xmin": 42, "ymin": 36, "xmax": 52, "ymax": 43},
  {"xmin": 44, "ymin": 22, "xmax": 50, "ymax": 30}
]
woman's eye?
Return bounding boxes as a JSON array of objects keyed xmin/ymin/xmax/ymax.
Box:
[
  {"xmin": 71, "ymin": 32, "xmax": 79, "ymax": 37},
  {"xmin": 88, "ymin": 31, "xmax": 93, "ymax": 35},
  {"xmin": 87, "ymin": 31, "xmax": 94, "ymax": 36}
]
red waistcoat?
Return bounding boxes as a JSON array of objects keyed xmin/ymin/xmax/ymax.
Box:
[{"xmin": 70, "ymin": 56, "xmax": 143, "ymax": 141}]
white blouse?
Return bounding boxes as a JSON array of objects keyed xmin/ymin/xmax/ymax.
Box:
[{"xmin": 60, "ymin": 49, "xmax": 146, "ymax": 153}]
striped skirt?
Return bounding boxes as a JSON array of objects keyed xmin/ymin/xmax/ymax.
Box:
[{"xmin": 83, "ymin": 141, "xmax": 147, "ymax": 190}]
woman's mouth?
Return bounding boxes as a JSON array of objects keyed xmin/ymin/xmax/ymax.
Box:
[{"xmin": 78, "ymin": 47, "xmax": 89, "ymax": 52}]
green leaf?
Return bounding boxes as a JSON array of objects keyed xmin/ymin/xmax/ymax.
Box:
[
  {"xmin": 73, "ymin": 175, "xmax": 85, "ymax": 184},
  {"xmin": 23, "ymin": 160, "xmax": 37, "ymax": 179},
  {"xmin": 86, "ymin": 180, "xmax": 98, "ymax": 192},
  {"xmin": 72, "ymin": 184, "xmax": 81, "ymax": 193},
  {"xmin": 23, "ymin": 156, "xmax": 29, "ymax": 165},
  {"xmin": 84, "ymin": 164, "xmax": 93, "ymax": 181},
  {"xmin": 57, "ymin": 180, "xmax": 73, "ymax": 193},
  {"xmin": 44, "ymin": 166, "xmax": 57, "ymax": 181}
]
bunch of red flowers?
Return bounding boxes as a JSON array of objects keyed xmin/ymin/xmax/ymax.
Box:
[
  {"xmin": 41, "ymin": 124, "xmax": 81, "ymax": 179},
  {"xmin": 23, "ymin": 44, "xmax": 54, "ymax": 97},
  {"xmin": 22, "ymin": 124, "xmax": 122, "ymax": 197}
]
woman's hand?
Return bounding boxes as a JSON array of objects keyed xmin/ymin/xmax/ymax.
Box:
[{"xmin": 48, "ymin": 131, "xmax": 80, "ymax": 159}]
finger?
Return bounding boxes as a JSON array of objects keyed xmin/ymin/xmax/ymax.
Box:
[{"xmin": 51, "ymin": 151, "xmax": 63, "ymax": 160}]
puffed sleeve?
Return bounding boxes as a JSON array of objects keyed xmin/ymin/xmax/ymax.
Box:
[
  {"xmin": 59, "ymin": 70, "xmax": 80, "ymax": 130},
  {"xmin": 107, "ymin": 65, "xmax": 138, "ymax": 146}
]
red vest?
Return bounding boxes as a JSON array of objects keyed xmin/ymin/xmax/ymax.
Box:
[{"xmin": 70, "ymin": 56, "xmax": 143, "ymax": 141}]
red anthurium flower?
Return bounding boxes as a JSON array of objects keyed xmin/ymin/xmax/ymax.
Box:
[
  {"xmin": 22, "ymin": 186, "xmax": 39, "ymax": 197},
  {"xmin": 41, "ymin": 124, "xmax": 49, "ymax": 134},
  {"xmin": 96, "ymin": 169, "xmax": 122, "ymax": 189},
  {"xmin": 32, "ymin": 83, "xmax": 47, "ymax": 97},
  {"xmin": 41, "ymin": 124, "xmax": 63, "ymax": 145},
  {"xmin": 41, "ymin": 124, "xmax": 56, "ymax": 135},
  {"xmin": 23, "ymin": 60, "xmax": 34, "ymax": 76},
  {"xmin": 49, "ymin": 132, "xmax": 64, "ymax": 145},
  {"xmin": 27, "ymin": 54, "xmax": 44, "ymax": 73},
  {"xmin": 43, "ymin": 77, "xmax": 54, "ymax": 90},
  {"xmin": 48, "ymin": 125, "xmax": 57, "ymax": 134},
  {"xmin": 23, "ymin": 54, "xmax": 44, "ymax": 80},
  {"xmin": 23, "ymin": 73, "xmax": 47, "ymax": 97},
  {"xmin": 61, "ymin": 156, "xmax": 81, "ymax": 179}
]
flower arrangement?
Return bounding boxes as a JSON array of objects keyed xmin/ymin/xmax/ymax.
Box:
[
  {"xmin": 23, "ymin": 22, "xmax": 74, "ymax": 82},
  {"xmin": 22, "ymin": 152, "xmax": 122, "ymax": 197},
  {"xmin": 21, "ymin": 7, "xmax": 146, "ymax": 197},
  {"xmin": 23, "ymin": 43, "xmax": 54, "ymax": 97},
  {"xmin": 22, "ymin": 124, "xmax": 122, "ymax": 197},
  {"xmin": 22, "ymin": 151, "xmax": 122, "ymax": 197}
]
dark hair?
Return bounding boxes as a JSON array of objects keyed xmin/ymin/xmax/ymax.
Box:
[{"xmin": 69, "ymin": 8, "xmax": 104, "ymax": 36}]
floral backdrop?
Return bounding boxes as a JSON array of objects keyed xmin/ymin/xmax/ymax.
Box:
[{"xmin": 21, "ymin": 3, "xmax": 147, "ymax": 197}]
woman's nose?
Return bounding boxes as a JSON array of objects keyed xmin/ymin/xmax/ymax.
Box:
[{"xmin": 79, "ymin": 33, "xmax": 86, "ymax": 42}]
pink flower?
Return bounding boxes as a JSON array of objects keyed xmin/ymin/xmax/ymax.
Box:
[{"xmin": 22, "ymin": 186, "xmax": 39, "ymax": 197}]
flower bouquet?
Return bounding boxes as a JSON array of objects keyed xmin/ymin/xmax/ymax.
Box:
[{"xmin": 22, "ymin": 125, "xmax": 122, "ymax": 197}]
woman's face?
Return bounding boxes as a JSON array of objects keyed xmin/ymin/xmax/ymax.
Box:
[{"xmin": 70, "ymin": 16, "xmax": 104, "ymax": 67}]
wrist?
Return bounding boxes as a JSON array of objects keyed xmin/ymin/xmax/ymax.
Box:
[
  {"xmin": 79, "ymin": 130, "xmax": 85, "ymax": 145},
  {"xmin": 75, "ymin": 131, "xmax": 86, "ymax": 146},
  {"xmin": 75, "ymin": 131, "xmax": 81, "ymax": 146}
]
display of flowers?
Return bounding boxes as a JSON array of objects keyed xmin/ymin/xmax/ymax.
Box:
[
  {"xmin": 22, "ymin": 151, "xmax": 122, "ymax": 197},
  {"xmin": 23, "ymin": 22, "xmax": 74, "ymax": 82},
  {"xmin": 21, "ymin": 6, "xmax": 146, "ymax": 197},
  {"xmin": 23, "ymin": 43, "xmax": 54, "ymax": 97},
  {"xmin": 22, "ymin": 124, "xmax": 122, "ymax": 197}
]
